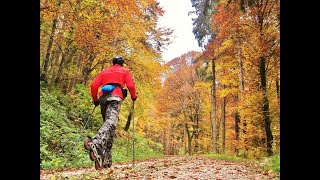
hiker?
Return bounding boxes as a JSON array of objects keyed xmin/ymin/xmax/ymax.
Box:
[{"xmin": 84, "ymin": 56, "xmax": 137, "ymax": 170}]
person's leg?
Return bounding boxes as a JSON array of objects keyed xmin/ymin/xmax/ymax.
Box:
[
  {"xmin": 99, "ymin": 95, "xmax": 108, "ymax": 122},
  {"xmin": 103, "ymin": 99, "xmax": 122, "ymax": 165},
  {"xmin": 92, "ymin": 96, "xmax": 122, "ymax": 166}
]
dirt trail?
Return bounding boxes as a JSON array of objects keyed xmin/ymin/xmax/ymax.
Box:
[{"xmin": 40, "ymin": 156, "xmax": 279, "ymax": 179}]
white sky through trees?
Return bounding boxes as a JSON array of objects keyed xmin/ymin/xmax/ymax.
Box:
[{"xmin": 157, "ymin": 0, "xmax": 202, "ymax": 63}]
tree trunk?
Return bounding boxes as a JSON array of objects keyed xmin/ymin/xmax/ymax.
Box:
[
  {"xmin": 63, "ymin": 0, "xmax": 82, "ymax": 92},
  {"xmin": 187, "ymin": 137, "xmax": 192, "ymax": 156},
  {"xmin": 54, "ymin": 48, "xmax": 69, "ymax": 86},
  {"xmin": 169, "ymin": 124, "xmax": 173, "ymax": 155},
  {"xmin": 49, "ymin": 49, "xmax": 61, "ymax": 87},
  {"xmin": 47, "ymin": 48, "xmax": 57, "ymax": 85},
  {"xmin": 237, "ymin": 37, "xmax": 248, "ymax": 156},
  {"xmin": 41, "ymin": 18, "xmax": 57, "ymax": 82},
  {"xmin": 276, "ymin": 78, "xmax": 280, "ymax": 105},
  {"xmin": 82, "ymin": 54, "xmax": 95, "ymax": 86},
  {"xmin": 259, "ymin": 56, "xmax": 273, "ymax": 156},
  {"xmin": 194, "ymin": 92, "xmax": 201, "ymax": 153},
  {"xmin": 163, "ymin": 128, "xmax": 167, "ymax": 155},
  {"xmin": 194, "ymin": 113, "xmax": 199, "ymax": 153},
  {"xmin": 186, "ymin": 123, "xmax": 192, "ymax": 156},
  {"xmin": 184, "ymin": 112, "xmax": 192, "ymax": 155},
  {"xmin": 234, "ymin": 111, "xmax": 240, "ymax": 155},
  {"xmin": 61, "ymin": 48, "xmax": 76, "ymax": 93},
  {"xmin": 184, "ymin": 123, "xmax": 187, "ymax": 155},
  {"xmin": 68, "ymin": 53, "xmax": 81, "ymax": 92},
  {"xmin": 47, "ymin": 48, "xmax": 57, "ymax": 81},
  {"xmin": 211, "ymin": 58, "xmax": 218, "ymax": 153},
  {"xmin": 221, "ymin": 94, "xmax": 226, "ymax": 154},
  {"xmin": 216, "ymin": 116, "xmax": 220, "ymax": 153},
  {"xmin": 238, "ymin": 38, "xmax": 244, "ymax": 92}
]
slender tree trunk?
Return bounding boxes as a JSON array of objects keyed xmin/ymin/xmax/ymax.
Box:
[
  {"xmin": 41, "ymin": 18, "xmax": 57, "ymax": 82},
  {"xmin": 257, "ymin": 8, "xmax": 271, "ymax": 112},
  {"xmin": 53, "ymin": 18, "xmax": 71, "ymax": 86},
  {"xmin": 186, "ymin": 124, "xmax": 192, "ymax": 156},
  {"xmin": 68, "ymin": 53, "xmax": 81, "ymax": 92},
  {"xmin": 168, "ymin": 125, "xmax": 171, "ymax": 155},
  {"xmin": 221, "ymin": 94, "xmax": 226, "ymax": 154},
  {"xmin": 52, "ymin": 0, "xmax": 80, "ymax": 88},
  {"xmin": 184, "ymin": 123, "xmax": 187, "ymax": 155},
  {"xmin": 238, "ymin": 38, "xmax": 244, "ymax": 92},
  {"xmin": 41, "ymin": 0, "xmax": 62, "ymax": 82},
  {"xmin": 259, "ymin": 56, "xmax": 273, "ymax": 156},
  {"xmin": 237, "ymin": 37, "xmax": 248, "ymax": 156},
  {"xmin": 194, "ymin": 114, "xmax": 199, "ymax": 153},
  {"xmin": 194, "ymin": 93, "xmax": 200, "ymax": 153},
  {"xmin": 48, "ymin": 48, "xmax": 56, "ymax": 81},
  {"xmin": 216, "ymin": 118, "xmax": 220, "ymax": 153},
  {"xmin": 276, "ymin": 78, "xmax": 280, "ymax": 105},
  {"xmin": 234, "ymin": 111, "xmax": 240, "ymax": 155},
  {"xmin": 49, "ymin": 49, "xmax": 61, "ymax": 87},
  {"xmin": 184, "ymin": 110, "xmax": 192, "ymax": 155},
  {"xmin": 211, "ymin": 58, "xmax": 218, "ymax": 153},
  {"xmin": 61, "ymin": 48, "xmax": 76, "ymax": 93},
  {"xmin": 187, "ymin": 137, "xmax": 192, "ymax": 156},
  {"xmin": 64, "ymin": 0, "xmax": 82, "ymax": 92},
  {"xmin": 163, "ymin": 128, "xmax": 167, "ymax": 155},
  {"xmin": 82, "ymin": 54, "xmax": 95, "ymax": 85},
  {"xmin": 54, "ymin": 49, "xmax": 68, "ymax": 86}
]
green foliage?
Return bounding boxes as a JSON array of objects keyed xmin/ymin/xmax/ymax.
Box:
[
  {"xmin": 40, "ymin": 84, "xmax": 101, "ymax": 169},
  {"xmin": 258, "ymin": 154, "xmax": 280, "ymax": 173},
  {"xmin": 112, "ymin": 135, "xmax": 164, "ymax": 163},
  {"xmin": 205, "ymin": 153, "xmax": 280, "ymax": 174}
]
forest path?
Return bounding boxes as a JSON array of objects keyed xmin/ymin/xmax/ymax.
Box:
[{"xmin": 40, "ymin": 156, "xmax": 279, "ymax": 179}]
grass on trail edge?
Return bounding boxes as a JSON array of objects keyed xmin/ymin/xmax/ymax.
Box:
[
  {"xmin": 40, "ymin": 83, "xmax": 164, "ymax": 170},
  {"xmin": 203, "ymin": 153, "xmax": 280, "ymax": 173},
  {"xmin": 40, "ymin": 135, "xmax": 164, "ymax": 170}
]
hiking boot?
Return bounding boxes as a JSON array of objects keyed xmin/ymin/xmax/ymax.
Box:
[{"xmin": 103, "ymin": 150, "xmax": 112, "ymax": 168}]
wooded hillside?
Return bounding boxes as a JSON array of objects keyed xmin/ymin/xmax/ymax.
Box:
[{"xmin": 40, "ymin": 0, "xmax": 280, "ymax": 170}]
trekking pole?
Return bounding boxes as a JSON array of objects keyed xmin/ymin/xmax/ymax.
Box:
[
  {"xmin": 132, "ymin": 100, "xmax": 135, "ymax": 168},
  {"xmin": 63, "ymin": 105, "xmax": 97, "ymax": 167},
  {"xmin": 126, "ymin": 102, "xmax": 134, "ymax": 156}
]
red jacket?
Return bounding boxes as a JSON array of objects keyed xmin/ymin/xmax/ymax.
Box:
[{"xmin": 91, "ymin": 64, "xmax": 137, "ymax": 102}]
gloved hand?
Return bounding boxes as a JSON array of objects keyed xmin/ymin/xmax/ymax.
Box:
[
  {"xmin": 93, "ymin": 101, "xmax": 100, "ymax": 107},
  {"xmin": 132, "ymin": 96, "xmax": 137, "ymax": 101}
]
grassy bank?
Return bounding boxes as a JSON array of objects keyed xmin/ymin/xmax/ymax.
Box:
[
  {"xmin": 40, "ymin": 82, "xmax": 163, "ymax": 170},
  {"xmin": 204, "ymin": 153, "xmax": 280, "ymax": 173}
]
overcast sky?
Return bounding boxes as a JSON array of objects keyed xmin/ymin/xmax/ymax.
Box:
[{"xmin": 157, "ymin": 0, "xmax": 202, "ymax": 63}]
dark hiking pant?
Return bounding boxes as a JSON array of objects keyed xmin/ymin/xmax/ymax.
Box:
[{"xmin": 92, "ymin": 94, "xmax": 122, "ymax": 158}]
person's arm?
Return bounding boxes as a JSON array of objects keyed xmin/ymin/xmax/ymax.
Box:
[
  {"xmin": 124, "ymin": 70, "xmax": 137, "ymax": 100},
  {"xmin": 91, "ymin": 73, "xmax": 102, "ymax": 102}
]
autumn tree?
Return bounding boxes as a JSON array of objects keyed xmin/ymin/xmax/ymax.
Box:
[
  {"xmin": 40, "ymin": 0, "xmax": 173, "ymax": 151},
  {"xmin": 207, "ymin": 0, "xmax": 280, "ymax": 157},
  {"xmin": 157, "ymin": 51, "xmax": 202, "ymax": 155}
]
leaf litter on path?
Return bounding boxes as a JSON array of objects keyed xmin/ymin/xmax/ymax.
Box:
[{"xmin": 40, "ymin": 156, "xmax": 279, "ymax": 179}]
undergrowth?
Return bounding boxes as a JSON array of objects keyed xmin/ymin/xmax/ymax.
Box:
[{"xmin": 40, "ymin": 82, "xmax": 163, "ymax": 170}]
